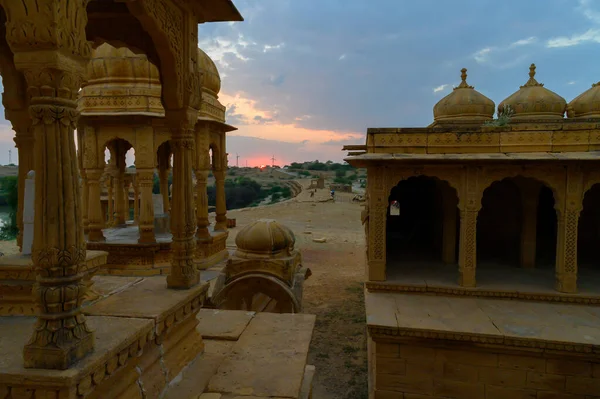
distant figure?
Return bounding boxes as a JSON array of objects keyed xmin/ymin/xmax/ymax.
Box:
[
  {"xmin": 330, "ymin": 190, "xmax": 335, "ymax": 201},
  {"xmin": 310, "ymin": 191, "xmax": 315, "ymax": 198}
]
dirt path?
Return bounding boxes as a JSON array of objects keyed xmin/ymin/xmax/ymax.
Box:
[{"xmin": 223, "ymin": 190, "xmax": 368, "ymax": 399}]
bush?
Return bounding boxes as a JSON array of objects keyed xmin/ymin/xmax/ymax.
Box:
[
  {"xmin": 335, "ymin": 169, "xmax": 346, "ymax": 178},
  {"xmin": 0, "ymin": 176, "xmax": 18, "ymax": 240},
  {"xmin": 270, "ymin": 192, "xmax": 281, "ymax": 203}
]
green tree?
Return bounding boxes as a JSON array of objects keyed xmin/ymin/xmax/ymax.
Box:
[{"xmin": 0, "ymin": 176, "xmax": 18, "ymax": 240}]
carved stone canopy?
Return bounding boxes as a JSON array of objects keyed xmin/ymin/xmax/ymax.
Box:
[
  {"xmin": 235, "ymin": 219, "xmax": 296, "ymax": 258},
  {"xmin": 567, "ymin": 81, "xmax": 600, "ymax": 118},
  {"xmin": 498, "ymin": 64, "xmax": 566, "ymax": 120},
  {"xmin": 433, "ymin": 68, "xmax": 495, "ymax": 123}
]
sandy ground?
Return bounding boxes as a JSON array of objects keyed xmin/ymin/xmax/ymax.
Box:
[
  {"xmin": 224, "ymin": 187, "xmax": 368, "ymax": 399},
  {"xmin": 0, "ymin": 184, "xmax": 368, "ymax": 398}
]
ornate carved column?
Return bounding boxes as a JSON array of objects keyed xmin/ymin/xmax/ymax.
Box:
[
  {"xmin": 10, "ymin": 117, "xmax": 34, "ymax": 251},
  {"xmin": 123, "ymin": 179, "xmax": 130, "ymax": 223},
  {"xmin": 106, "ymin": 176, "xmax": 114, "ymax": 227},
  {"xmin": 137, "ymin": 169, "xmax": 156, "ymax": 244},
  {"xmin": 441, "ymin": 185, "xmax": 458, "ymax": 264},
  {"xmin": 5, "ymin": 0, "xmax": 95, "ymax": 368},
  {"xmin": 81, "ymin": 170, "xmax": 89, "ymax": 234},
  {"xmin": 555, "ymin": 165, "xmax": 583, "ymax": 293},
  {"xmin": 519, "ymin": 181, "xmax": 541, "ymax": 269},
  {"xmin": 458, "ymin": 167, "xmax": 479, "ymax": 288},
  {"xmin": 87, "ymin": 169, "xmax": 106, "ymax": 242},
  {"xmin": 114, "ymin": 168, "xmax": 126, "ymax": 225},
  {"xmin": 367, "ymin": 166, "xmax": 386, "ymax": 281},
  {"xmin": 159, "ymin": 165, "xmax": 170, "ymax": 214},
  {"xmin": 133, "ymin": 181, "xmax": 140, "ymax": 224},
  {"xmin": 195, "ymin": 169, "xmax": 210, "ymax": 239},
  {"xmin": 214, "ymin": 169, "xmax": 227, "ymax": 231},
  {"xmin": 166, "ymin": 109, "xmax": 199, "ymax": 288}
]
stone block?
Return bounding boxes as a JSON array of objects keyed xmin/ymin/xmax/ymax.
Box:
[
  {"xmin": 439, "ymin": 362, "xmax": 479, "ymax": 383},
  {"xmin": 432, "ymin": 379, "xmax": 485, "ymax": 398},
  {"xmin": 546, "ymin": 359, "xmax": 592, "ymax": 377},
  {"xmin": 484, "ymin": 385, "xmax": 536, "ymax": 399},
  {"xmin": 374, "ymin": 390, "xmax": 404, "ymax": 399},
  {"xmin": 500, "ymin": 131, "xmax": 553, "ymax": 152},
  {"xmin": 376, "ymin": 374, "xmax": 433, "ymax": 395},
  {"xmin": 139, "ymin": 357, "xmax": 168, "ymax": 399},
  {"xmin": 376, "ymin": 343, "xmax": 400, "ymax": 358},
  {"xmin": 536, "ymin": 391, "xmax": 587, "ymax": 399},
  {"xmin": 565, "ymin": 375, "xmax": 600, "ymax": 396},
  {"xmin": 398, "ymin": 345, "xmax": 435, "ymax": 361},
  {"xmin": 163, "ymin": 327, "xmax": 205, "ymax": 380},
  {"xmin": 376, "ymin": 357, "xmax": 407, "ymax": 375},
  {"xmin": 196, "ymin": 309, "xmax": 255, "ymax": 340},
  {"xmin": 436, "ymin": 349, "xmax": 498, "ymax": 367},
  {"xmin": 526, "ymin": 371, "xmax": 566, "ymax": 391},
  {"xmin": 498, "ymin": 354, "xmax": 546, "ymax": 372},
  {"xmin": 207, "ymin": 313, "xmax": 316, "ymax": 398},
  {"xmin": 477, "ymin": 367, "xmax": 527, "ymax": 387},
  {"xmin": 552, "ymin": 130, "xmax": 590, "ymax": 152}
]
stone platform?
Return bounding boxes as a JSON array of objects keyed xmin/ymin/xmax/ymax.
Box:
[
  {"xmin": 0, "ymin": 277, "xmax": 317, "ymax": 398},
  {"xmin": 366, "ymin": 290, "xmax": 600, "ymax": 398},
  {"xmin": 0, "ymin": 250, "xmax": 108, "ymax": 315},
  {"xmin": 369, "ymin": 260, "xmax": 600, "ymax": 304},
  {"xmin": 87, "ymin": 225, "xmax": 228, "ymax": 276}
]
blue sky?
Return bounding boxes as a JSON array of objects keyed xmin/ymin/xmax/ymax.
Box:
[{"xmin": 1, "ymin": 0, "xmax": 600, "ymax": 165}]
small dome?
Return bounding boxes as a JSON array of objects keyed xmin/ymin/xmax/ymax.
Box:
[
  {"xmin": 567, "ymin": 82, "xmax": 600, "ymax": 118},
  {"xmin": 235, "ymin": 219, "xmax": 295, "ymax": 257},
  {"xmin": 197, "ymin": 48, "xmax": 221, "ymax": 95},
  {"xmin": 433, "ymin": 68, "xmax": 495, "ymax": 123},
  {"xmin": 79, "ymin": 43, "xmax": 163, "ymax": 115},
  {"xmin": 498, "ymin": 64, "xmax": 566, "ymax": 120}
]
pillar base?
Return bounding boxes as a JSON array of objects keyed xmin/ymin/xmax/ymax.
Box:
[
  {"xmin": 459, "ymin": 269, "xmax": 476, "ymax": 288},
  {"xmin": 167, "ymin": 274, "xmax": 200, "ymax": 289},
  {"xmin": 367, "ymin": 260, "xmax": 386, "ymax": 281},
  {"xmin": 556, "ymin": 273, "xmax": 577, "ymax": 294},
  {"xmin": 88, "ymin": 230, "xmax": 106, "ymax": 242},
  {"xmin": 23, "ymin": 330, "xmax": 95, "ymax": 370}
]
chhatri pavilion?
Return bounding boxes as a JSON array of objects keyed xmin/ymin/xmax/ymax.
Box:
[
  {"xmin": 0, "ymin": 1, "xmax": 316, "ymax": 398},
  {"xmin": 345, "ymin": 64, "xmax": 600, "ymax": 399}
]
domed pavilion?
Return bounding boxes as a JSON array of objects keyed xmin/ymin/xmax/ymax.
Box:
[
  {"xmin": 78, "ymin": 43, "xmax": 235, "ymax": 274},
  {"xmin": 344, "ymin": 64, "xmax": 600, "ymax": 398}
]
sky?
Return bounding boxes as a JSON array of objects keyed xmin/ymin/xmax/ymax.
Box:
[{"xmin": 1, "ymin": 0, "xmax": 600, "ymax": 166}]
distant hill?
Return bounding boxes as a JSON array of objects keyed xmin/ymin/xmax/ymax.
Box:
[{"xmin": 0, "ymin": 166, "xmax": 18, "ymax": 177}]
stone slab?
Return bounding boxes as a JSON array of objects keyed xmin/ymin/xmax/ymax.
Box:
[
  {"xmin": 84, "ymin": 276, "xmax": 208, "ymax": 323},
  {"xmin": 207, "ymin": 312, "xmax": 316, "ymax": 398},
  {"xmin": 366, "ymin": 291, "xmax": 600, "ymax": 348},
  {"xmin": 0, "ymin": 315, "xmax": 152, "ymax": 386},
  {"xmin": 196, "ymin": 309, "xmax": 255, "ymax": 341},
  {"xmin": 89, "ymin": 276, "xmax": 143, "ymax": 298}
]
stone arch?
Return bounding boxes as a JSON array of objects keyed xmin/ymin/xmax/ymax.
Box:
[
  {"xmin": 578, "ymin": 182, "xmax": 600, "ymax": 269},
  {"xmin": 477, "ymin": 176, "xmax": 558, "ymax": 284},
  {"xmin": 209, "ymin": 143, "xmax": 222, "ymax": 171},
  {"xmin": 385, "ymin": 175, "xmax": 461, "ymax": 278}
]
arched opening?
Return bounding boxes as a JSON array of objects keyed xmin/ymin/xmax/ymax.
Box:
[
  {"xmin": 103, "ymin": 138, "xmax": 134, "ymax": 229},
  {"xmin": 477, "ymin": 176, "xmax": 557, "ymax": 285},
  {"xmin": 578, "ymin": 183, "xmax": 600, "ymax": 269},
  {"xmin": 386, "ymin": 176, "xmax": 460, "ymax": 279}
]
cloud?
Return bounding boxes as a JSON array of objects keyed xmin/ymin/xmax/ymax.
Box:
[
  {"xmin": 433, "ymin": 84, "xmax": 449, "ymax": 93},
  {"xmin": 472, "ymin": 37, "xmax": 537, "ymax": 68},
  {"xmin": 568, "ymin": 81, "xmax": 577, "ymax": 85},
  {"xmin": 338, "ymin": 54, "xmax": 347, "ymax": 61},
  {"xmin": 546, "ymin": 29, "xmax": 600, "ymax": 48},
  {"xmin": 263, "ymin": 43, "xmax": 285, "ymax": 53}
]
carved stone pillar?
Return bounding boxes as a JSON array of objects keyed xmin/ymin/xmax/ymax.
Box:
[
  {"xmin": 123, "ymin": 180, "xmax": 130, "ymax": 223},
  {"xmin": 367, "ymin": 167, "xmax": 386, "ymax": 281},
  {"xmin": 458, "ymin": 167, "xmax": 479, "ymax": 288},
  {"xmin": 87, "ymin": 169, "xmax": 106, "ymax": 242},
  {"xmin": 159, "ymin": 165, "xmax": 170, "ymax": 214},
  {"xmin": 555, "ymin": 166, "xmax": 583, "ymax": 294},
  {"xmin": 520, "ymin": 182, "xmax": 541, "ymax": 269},
  {"xmin": 441, "ymin": 185, "xmax": 458, "ymax": 264},
  {"xmin": 137, "ymin": 169, "xmax": 156, "ymax": 244},
  {"xmin": 167, "ymin": 109, "xmax": 199, "ymax": 288},
  {"xmin": 7, "ymin": 18, "xmax": 95, "ymax": 366},
  {"xmin": 81, "ymin": 170, "xmax": 89, "ymax": 234},
  {"xmin": 107, "ymin": 177, "xmax": 114, "ymax": 227},
  {"xmin": 114, "ymin": 170, "xmax": 126, "ymax": 225},
  {"xmin": 195, "ymin": 169, "xmax": 210, "ymax": 239},
  {"xmin": 133, "ymin": 182, "xmax": 140, "ymax": 224},
  {"xmin": 214, "ymin": 170, "xmax": 227, "ymax": 231},
  {"xmin": 11, "ymin": 126, "xmax": 34, "ymax": 251}
]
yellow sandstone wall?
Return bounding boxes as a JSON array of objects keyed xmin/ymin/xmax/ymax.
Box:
[{"xmin": 371, "ymin": 338, "xmax": 600, "ymax": 399}]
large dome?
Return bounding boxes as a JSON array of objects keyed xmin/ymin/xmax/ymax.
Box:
[
  {"xmin": 433, "ymin": 68, "xmax": 495, "ymax": 123},
  {"xmin": 198, "ymin": 48, "xmax": 221, "ymax": 96},
  {"xmin": 235, "ymin": 219, "xmax": 295, "ymax": 258},
  {"xmin": 567, "ymin": 82, "xmax": 600, "ymax": 119},
  {"xmin": 498, "ymin": 64, "xmax": 566, "ymax": 121},
  {"xmin": 79, "ymin": 43, "xmax": 163, "ymax": 115}
]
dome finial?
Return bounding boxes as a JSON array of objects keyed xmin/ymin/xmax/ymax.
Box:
[
  {"xmin": 522, "ymin": 63, "xmax": 543, "ymax": 88},
  {"xmin": 455, "ymin": 68, "xmax": 473, "ymax": 90}
]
